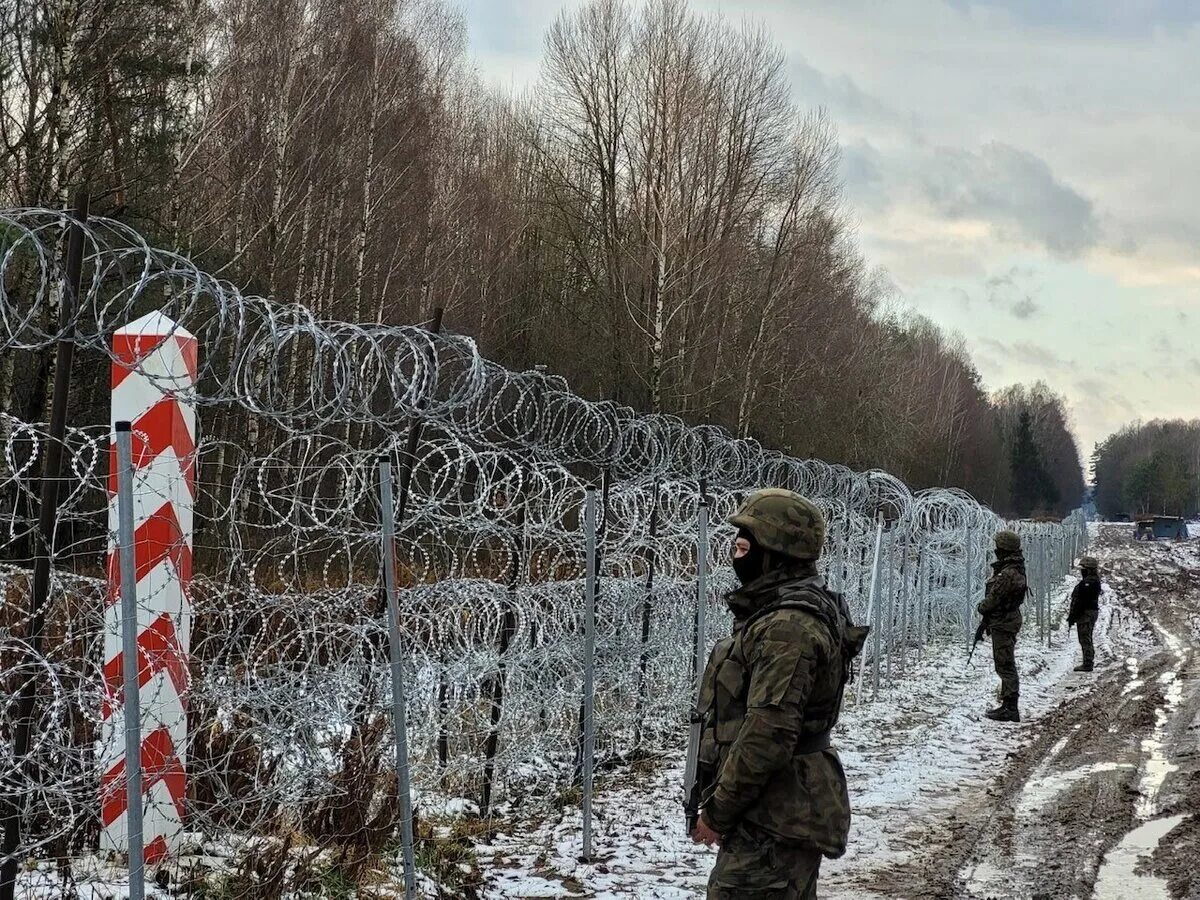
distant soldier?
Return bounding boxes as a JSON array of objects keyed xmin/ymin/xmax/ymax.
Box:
[
  {"xmin": 977, "ymin": 530, "xmax": 1027, "ymax": 723},
  {"xmin": 689, "ymin": 489, "xmax": 867, "ymax": 899},
  {"xmin": 1067, "ymin": 555, "xmax": 1102, "ymax": 672}
]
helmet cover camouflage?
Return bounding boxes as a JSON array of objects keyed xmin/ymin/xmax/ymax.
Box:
[
  {"xmin": 729, "ymin": 488, "xmax": 826, "ymax": 561},
  {"xmin": 1080, "ymin": 555, "xmax": 1099, "ymax": 570},
  {"xmin": 994, "ymin": 530, "xmax": 1022, "ymax": 552}
]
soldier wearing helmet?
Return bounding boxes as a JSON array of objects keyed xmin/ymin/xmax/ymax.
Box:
[
  {"xmin": 977, "ymin": 529, "xmax": 1028, "ymax": 722},
  {"xmin": 1067, "ymin": 555, "xmax": 1102, "ymax": 672},
  {"xmin": 690, "ymin": 489, "xmax": 868, "ymax": 899}
]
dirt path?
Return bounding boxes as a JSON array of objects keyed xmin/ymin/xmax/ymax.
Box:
[{"xmin": 864, "ymin": 526, "xmax": 1200, "ymax": 900}]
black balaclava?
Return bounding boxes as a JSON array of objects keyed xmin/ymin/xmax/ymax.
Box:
[{"xmin": 732, "ymin": 527, "xmax": 770, "ymax": 586}]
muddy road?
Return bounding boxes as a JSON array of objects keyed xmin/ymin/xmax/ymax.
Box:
[{"xmin": 871, "ymin": 525, "xmax": 1200, "ymax": 900}]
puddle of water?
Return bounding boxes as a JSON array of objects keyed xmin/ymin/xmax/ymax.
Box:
[
  {"xmin": 1015, "ymin": 762, "xmax": 1134, "ymax": 820},
  {"xmin": 1136, "ymin": 671, "xmax": 1184, "ymax": 818},
  {"xmin": 1093, "ymin": 814, "xmax": 1186, "ymax": 900}
]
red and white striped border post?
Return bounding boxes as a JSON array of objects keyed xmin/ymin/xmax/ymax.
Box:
[{"xmin": 101, "ymin": 312, "xmax": 197, "ymax": 864}]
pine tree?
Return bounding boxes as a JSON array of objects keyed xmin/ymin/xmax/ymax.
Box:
[{"xmin": 1010, "ymin": 410, "xmax": 1058, "ymax": 517}]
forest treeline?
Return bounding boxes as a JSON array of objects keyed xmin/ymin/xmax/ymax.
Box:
[
  {"xmin": 0, "ymin": 0, "xmax": 1084, "ymax": 518},
  {"xmin": 1093, "ymin": 421, "xmax": 1200, "ymax": 519}
]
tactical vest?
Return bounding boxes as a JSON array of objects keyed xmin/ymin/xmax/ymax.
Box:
[
  {"xmin": 991, "ymin": 561, "xmax": 1029, "ymax": 614},
  {"xmin": 698, "ymin": 580, "xmax": 868, "ymax": 762}
]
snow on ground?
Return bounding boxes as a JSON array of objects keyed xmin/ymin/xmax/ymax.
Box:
[{"xmin": 477, "ymin": 558, "xmax": 1157, "ymax": 899}]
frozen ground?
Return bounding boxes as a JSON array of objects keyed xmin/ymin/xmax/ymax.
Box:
[{"xmin": 475, "ymin": 525, "xmax": 1197, "ymax": 899}]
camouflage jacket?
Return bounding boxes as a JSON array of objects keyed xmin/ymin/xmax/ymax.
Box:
[
  {"xmin": 697, "ymin": 567, "xmax": 856, "ymax": 858},
  {"xmin": 978, "ymin": 552, "xmax": 1027, "ymax": 633},
  {"xmin": 1068, "ymin": 574, "xmax": 1102, "ymax": 622}
]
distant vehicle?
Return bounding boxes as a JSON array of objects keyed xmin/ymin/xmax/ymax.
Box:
[{"xmin": 1133, "ymin": 516, "xmax": 1188, "ymax": 541}]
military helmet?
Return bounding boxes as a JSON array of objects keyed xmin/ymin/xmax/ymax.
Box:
[
  {"xmin": 994, "ymin": 530, "xmax": 1022, "ymax": 552},
  {"xmin": 729, "ymin": 489, "xmax": 826, "ymax": 561},
  {"xmin": 1080, "ymin": 555, "xmax": 1099, "ymax": 570}
]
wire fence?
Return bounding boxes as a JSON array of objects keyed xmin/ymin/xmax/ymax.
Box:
[{"xmin": 0, "ymin": 208, "xmax": 1086, "ymax": 898}]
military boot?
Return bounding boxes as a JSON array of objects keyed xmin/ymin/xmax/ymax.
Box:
[
  {"xmin": 985, "ymin": 701, "xmax": 1020, "ymax": 723},
  {"xmin": 1074, "ymin": 663, "xmax": 1093, "ymax": 672}
]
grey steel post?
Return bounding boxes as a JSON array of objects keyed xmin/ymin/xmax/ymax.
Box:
[
  {"xmin": 898, "ymin": 534, "xmax": 910, "ymax": 674},
  {"xmin": 1035, "ymin": 533, "xmax": 1045, "ymax": 640},
  {"xmin": 916, "ymin": 545, "xmax": 929, "ymax": 659},
  {"xmin": 379, "ymin": 461, "xmax": 417, "ymax": 897},
  {"xmin": 883, "ymin": 528, "xmax": 896, "ymax": 685},
  {"xmin": 581, "ymin": 488, "xmax": 598, "ymax": 861},
  {"xmin": 114, "ymin": 423, "xmax": 145, "ymax": 900},
  {"xmin": 964, "ymin": 528, "xmax": 974, "ymax": 657},
  {"xmin": 1040, "ymin": 539, "xmax": 1049, "ymax": 646},
  {"xmin": 694, "ymin": 499, "xmax": 710, "ymax": 685},
  {"xmin": 682, "ymin": 496, "xmax": 710, "ymax": 828},
  {"xmin": 858, "ymin": 514, "xmax": 883, "ymax": 701}
]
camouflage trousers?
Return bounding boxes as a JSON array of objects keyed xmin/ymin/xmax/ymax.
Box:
[
  {"xmin": 991, "ymin": 628, "xmax": 1019, "ymax": 703},
  {"xmin": 707, "ymin": 823, "xmax": 821, "ymax": 899},
  {"xmin": 1076, "ymin": 609, "xmax": 1097, "ymax": 667}
]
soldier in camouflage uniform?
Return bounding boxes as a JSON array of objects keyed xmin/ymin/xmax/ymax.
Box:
[
  {"xmin": 1067, "ymin": 556, "xmax": 1102, "ymax": 672},
  {"xmin": 977, "ymin": 529, "xmax": 1027, "ymax": 723},
  {"xmin": 690, "ymin": 489, "xmax": 868, "ymax": 899}
]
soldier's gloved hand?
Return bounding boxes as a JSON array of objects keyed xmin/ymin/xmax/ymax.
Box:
[{"xmin": 690, "ymin": 815, "xmax": 722, "ymax": 847}]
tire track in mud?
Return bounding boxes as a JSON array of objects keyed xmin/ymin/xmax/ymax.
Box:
[{"xmin": 865, "ymin": 527, "xmax": 1200, "ymax": 900}]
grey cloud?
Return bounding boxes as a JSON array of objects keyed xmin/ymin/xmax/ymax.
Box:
[
  {"xmin": 841, "ymin": 140, "xmax": 890, "ymax": 212},
  {"xmin": 791, "ymin": 58, "xmax": 912, "ymax": 129},
  {"xmin": 1154, "ymin": 333, "xmax": 1177, "ymax": 353},
  {"xmin": 977, "ymin": 337, "xmax": 1076, "ymax": 372},
  {"xmin": 984, "ymin": 265, "xmax": 1041, "ymax": 319},
  {"xmin": 1011, "ymin": 297, "xmax": 1039, "ymax": 319},
  {"xmin": 919, "ymin": 141, "xmax": 1099, "ymax": 258},
  {"xmin": 950, "ymin": 0, "xmax": 1200, "ymax": 36},
  {"xmin": 1072, "ymin": 376, "xmax": 1138, "ymax": 420}
]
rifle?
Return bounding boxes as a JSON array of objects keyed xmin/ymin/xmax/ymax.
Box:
[
  {"xmin": 966, "ymin": 618, "xmax": 988, "ymax": 666},
  {"xmin": 682, "ymin": 705, "xmax": 704, "ymax": 834}
]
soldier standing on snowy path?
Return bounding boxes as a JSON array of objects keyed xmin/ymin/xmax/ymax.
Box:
[
  {"xmin": 977, "ymin": 530, "xmax": 1028, "ymax": 723},
  {"xmin": 689, "ymin": 489, "xmax": 868, "ymax": 899},
  {"xmin": 1068, "ymin": 556, "xmax": 1102, "ymax": 672}
]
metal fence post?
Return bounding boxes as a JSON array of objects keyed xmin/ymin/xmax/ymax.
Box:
[
  {"xmin": 114, "ymin": 423, "xmax": 146, "ymax": 900},
  {"xmin": 964, "ymin": 527, "xmax": 974, "ymax": 657},
  {"xmin": 916, "ymin": 544, "xmax": 928, "ymax": 659},
  {"xmin": 634, "ymin": 480, "xmax": 660, "ymax": 749},
  {"xmin": 694, "ymin": 498, "xmax": 709, "ymax": 685},
  {"xmin": 1040, "ymin": 539, "xmax": 1049, "ymax": 647},
  {"xmin": 858, "ymin": 514, "xmax": 883, "ymax": 701},
  {"xmin": 580, "ymin": 487, "xmax": 598, "ymax": 861},
  {"xmin": 898, "ymin": 533, "xmax": 910, "ymax": 674},
  {"xmin": 682, "ymin": 494, "xmax": 711, "ymax": 832},
  {"xmin": 883, "ymin": 528, "xmax": 896, "ymax": 685},
  {"xmin": 379, "ymin": 461, "xmax": 417, "ymax": 898}
]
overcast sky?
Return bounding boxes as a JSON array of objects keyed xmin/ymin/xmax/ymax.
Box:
[{"xmin": 459, "ymin": 0, "xmax": 1200, "ymax": 461}]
